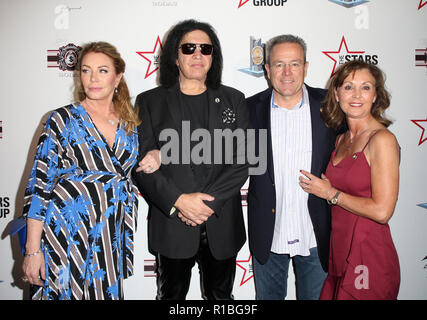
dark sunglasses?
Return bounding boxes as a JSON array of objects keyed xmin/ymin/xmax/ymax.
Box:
[{"xmin": 179, "ymin": 43, "xmax": 213, "ymax": 55}]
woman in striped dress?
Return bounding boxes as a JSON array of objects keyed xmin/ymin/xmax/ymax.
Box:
[{"xmin": 21, "ymin": 42, "xmax": 159, "ymax": 299}]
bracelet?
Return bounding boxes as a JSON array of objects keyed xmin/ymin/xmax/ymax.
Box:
[
  {"xmin": 325, "ymin": 187, "xmax": 333, "ymax": 201},
  {"xmin": 24, "ymin": 248, "xmax": 41, "ymax": 257}
]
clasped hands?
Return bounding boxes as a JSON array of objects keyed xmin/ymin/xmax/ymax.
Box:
[{"xmin": 174, "ymin": 193, "xmax": 215, "ymax": 227}]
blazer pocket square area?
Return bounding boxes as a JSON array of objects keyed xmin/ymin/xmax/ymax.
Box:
[{"xmin": 222, "ymin": 107, "xmax": 236, "ymax": 124}]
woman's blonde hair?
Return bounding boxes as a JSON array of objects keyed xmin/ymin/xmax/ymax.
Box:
[{"xmin": 75, "ymin": 41, "xmax": 140, "ymax": 133}]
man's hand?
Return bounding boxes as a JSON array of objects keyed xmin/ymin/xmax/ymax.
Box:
[{"xmin": 174, "ymin": 193, "xmax": 215, "ymax": 225}]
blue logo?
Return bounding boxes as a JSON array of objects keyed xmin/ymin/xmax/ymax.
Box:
[
  {"xmin": 417, "ymin": 203, "xmax": 427, "ymax": 209},
  {"xmin": 329, "ymin": 0, "xmax": 369, "ymax": 7}
]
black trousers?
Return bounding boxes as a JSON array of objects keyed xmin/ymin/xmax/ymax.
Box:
[{"xmin": 155, "ymin": 225, "xmax": 236, "ymax": 300}]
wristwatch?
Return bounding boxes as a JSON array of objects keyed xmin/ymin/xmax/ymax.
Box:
[{"xmin": 328, "ymin": 191, "xmax": 341, "ymax": 205}]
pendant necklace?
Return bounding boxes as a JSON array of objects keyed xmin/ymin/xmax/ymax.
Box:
[{"xmin": 345, "ymin": 126, "xmax": 369, "ymax": 150}]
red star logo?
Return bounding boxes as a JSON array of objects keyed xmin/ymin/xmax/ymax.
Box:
[
  {"xmin": 236, "ymin": 254, "xmax": 254, "ymax": 286},
  {"xmin": 419, "ymin": 1, "xmax": 427, "ymax": 10},
  {"xmin": 322, "ymin": 36, "xmax": 365, "ymax": 77},
  {"xmin": 238, "ymin": 0, "xmax": 250, "ymax": 8},
  {"xmin": 411, "ymin": 118, "xmax": 427, "ymax": 146},
  {"xmin": 136, "ymin": 36, "xmax": 163, "ymax": 79}
]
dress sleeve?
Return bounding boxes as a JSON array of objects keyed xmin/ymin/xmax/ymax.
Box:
[{"xmin": 23, "ymin": 111, "xmax": 63, "ymax": 222}]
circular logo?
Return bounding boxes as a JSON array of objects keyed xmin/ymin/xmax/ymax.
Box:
[
  {"xmin": 58, "ymin": 43, "xmax": 81, "ymax": 71},
  {"xmin": 251, "ymin": 46, "xmax": 264, "ymax": 66}
]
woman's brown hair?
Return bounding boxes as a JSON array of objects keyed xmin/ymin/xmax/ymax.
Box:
[
  {"xmin": 75, "ymin": 41, "xmax": 140, "ymax": 134},
  {"xmin": 321, "ymin": 60, "xmax": 392, "ymax": 130}
]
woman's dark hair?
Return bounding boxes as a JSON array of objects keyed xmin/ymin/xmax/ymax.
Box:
[
  {"xmin": 159, "ymin": 19, "xmax": 223, "ymax": 89},
  {"xmin": 321, "ymin": 60, "xmax": 392, "ymax": 130}
]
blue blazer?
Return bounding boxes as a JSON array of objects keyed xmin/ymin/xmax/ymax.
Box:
[{"xmin": 246, "ymin": 85, "xmax": 337, "ymax": 272}]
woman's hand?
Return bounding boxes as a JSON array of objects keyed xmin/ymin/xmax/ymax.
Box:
[
  {"xmin": 135, "ymin": 149, "xmax": 161, "ymax": 174},
  {"xmin": 299, "ymin": 170, "xmax": 335, "ymax": 200},
  {"xmin": 22, "ymin": 250, "xmax": 45, "ymax": 286}
]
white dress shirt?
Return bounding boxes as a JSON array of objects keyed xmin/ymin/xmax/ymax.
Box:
[{"xmin": 270, "ymin": 85, "xmax": 317, "ymax": 257}]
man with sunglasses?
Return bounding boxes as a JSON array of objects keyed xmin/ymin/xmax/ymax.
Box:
[
  {"xmin": 246, "ymin": 35, "xmax": 339, "ymax": 300},
  {"xmin": 133, "ymin": 19, "xmax": 250, "ymax": 300}
]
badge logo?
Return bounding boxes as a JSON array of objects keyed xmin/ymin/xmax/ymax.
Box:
[
  {"xmin": 47, "ymin": 43, "xmax": 81, "ymax": 71},
  {"xmin": 137, "ymin": 36, "xmax": 163, "ymax": 79},
  {"xmin": 328, "ymin": 0, "xmax": 369, "ymax": 7},
  {"xmin": 239, "ymin": 37, "xmax": 265, "ymax": 78}
]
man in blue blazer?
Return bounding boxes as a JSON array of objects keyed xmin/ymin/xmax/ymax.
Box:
[{"xmin": 247, "ymin": 35, "xmax": 338, "ymax": 300}]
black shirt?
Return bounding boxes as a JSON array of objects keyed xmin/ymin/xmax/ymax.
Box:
[
  {"xmin": 179, "ymin": 90, "xmax": 210, "ymax": 188},
  {"xmin": 180, "ymin": 91, "xmax": 209, "ymax": 130}
]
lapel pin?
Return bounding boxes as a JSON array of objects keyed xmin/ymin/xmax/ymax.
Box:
[{"xmin": 222, "ymin": 107, "xmax": 236, "ymax": 124}]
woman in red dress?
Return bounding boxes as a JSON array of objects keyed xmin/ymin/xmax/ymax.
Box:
[{"xmin": 299, "ymin": 60, "xmax": 400, "ymax": 300}]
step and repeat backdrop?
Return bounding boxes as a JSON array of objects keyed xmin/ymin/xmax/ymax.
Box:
[{"xmin": 0, "ymin": 0, "xmax": 426, "ymax": 300}]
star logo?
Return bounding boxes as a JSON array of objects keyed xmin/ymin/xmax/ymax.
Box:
[
  {"xmin": 322, "ymin": 36, "xmax": 365, "ymax": 77},
  {"xmin": 136, "ymin": 36, "xmax": 163, "ymax": 79},
  {"xmin": 238, "ymin": 0, "xmax": 250, "ymax": 8},
  {"xmin": 418, "ymin": 1, "xmax": 427, "ymax": 10},
  {"xmin": 411, "ymin": 118, "xmax": 427, "ymax": 146},
  {"xmin": 236, "ymin": 254, "xmax": 254, "ymax": 286}
]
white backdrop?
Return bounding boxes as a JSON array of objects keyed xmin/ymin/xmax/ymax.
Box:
[{"xmin": 1, "ymin": 0, "xmax": 426, "ymax": 300}]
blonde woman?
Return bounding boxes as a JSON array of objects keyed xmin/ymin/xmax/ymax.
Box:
[{"xmin": 21, "ymin": 42, "xmax": 159, "ymax": 300}]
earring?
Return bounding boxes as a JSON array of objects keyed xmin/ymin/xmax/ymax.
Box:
[{"xmin": 114, "ymin": 87, "xmax": 118, "ymax": 94}]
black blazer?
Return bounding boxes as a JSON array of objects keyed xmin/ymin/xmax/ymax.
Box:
[
  {"xmin": 133, "ymin": 83, "xmax": 250, "ymax": 260},
  {"xmin": 246, "ymin": 85, "xmax": 337, "ymax": 272}
]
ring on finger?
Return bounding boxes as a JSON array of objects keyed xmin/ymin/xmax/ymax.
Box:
[{"xmin": 21, "ymin": 276, "xmax": 28, "ymax": 282}]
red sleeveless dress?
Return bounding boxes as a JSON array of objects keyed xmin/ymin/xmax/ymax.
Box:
[{"xmin": 319, "ymin": 138, "xmax": 400, "ymax": 300}]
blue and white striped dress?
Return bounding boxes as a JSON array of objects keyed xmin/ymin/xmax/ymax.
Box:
[{"xmin": 23, "ymin": 103, "xmax": 139, "ymax": 300}]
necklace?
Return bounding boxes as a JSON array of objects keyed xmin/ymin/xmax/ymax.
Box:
[
  {"xmin": 82, "ymin": 101, "xmax": 117, "ymax": 126},
  {"xmin": 345, "ymin": 126, "xmax": 370, "ymax": 150}
]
